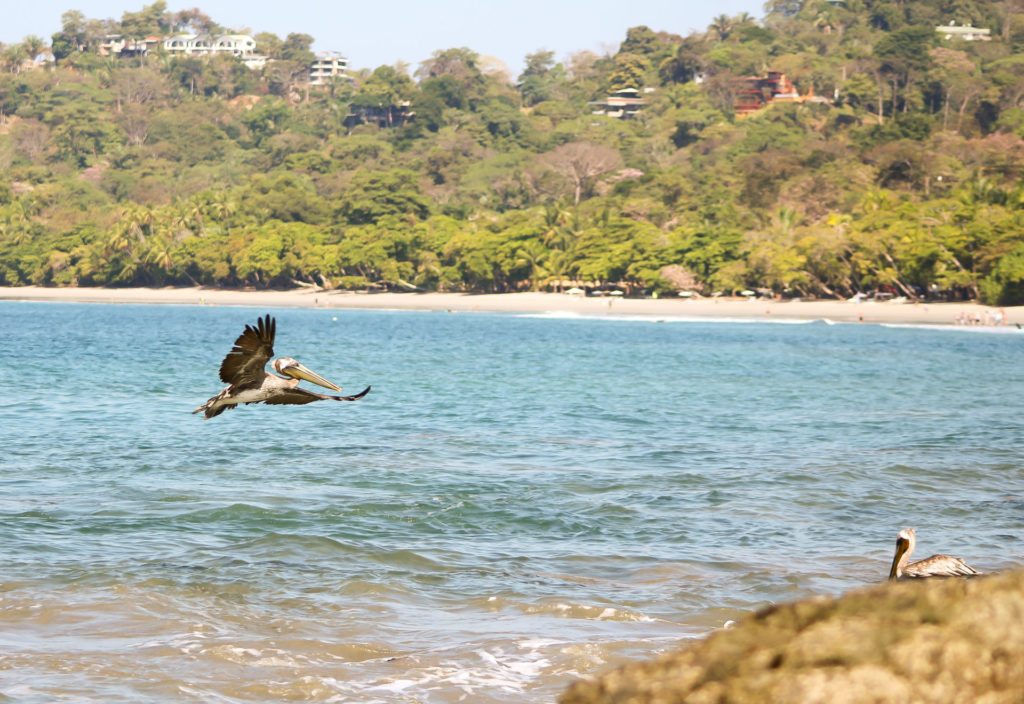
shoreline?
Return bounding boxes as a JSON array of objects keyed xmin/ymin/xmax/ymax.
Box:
[{"xmin": 1, "ymin": 285, "xmax": 1021, "ymax": 326}]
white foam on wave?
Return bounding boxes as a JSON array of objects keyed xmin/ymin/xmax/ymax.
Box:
[
  {"xmin": 369, "ymin": 678, "xmax": 417, "ymax": 693},
  {"xmin": 881, "ymin": 322, "xmax": 1024, "ymax": 334},
  {"xmin": 522, "ymin": 312, "xmax": 1024, "ymax": 333},
  {"xmin": 245, "ymin": 637, "xmax": 591, "ymax": 702},
  {"xmin": 517, "ymin": 637, "xmax": 562, "ymax": 649},
  {"xmin": 201, "ymin": 644, "xmax": 305, "ymax": 668},
  {"xmin": 515, "ymin": 311, "xmax": 818, "ymax": 325},
  {"xmin": 356, "ymin": 644, "xmax": 555, "ymax": 699},
  {"xmin": 524, "ymin": 601, "xmax": 657, "ymax": 622}
]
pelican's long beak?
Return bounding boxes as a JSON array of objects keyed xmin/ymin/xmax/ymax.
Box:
[
  {"xmin": 888, "ymin": 537, "xmax": 909, "ymax": 582},
  {"xmin": 285, "ymin": 362, "xmax": 342, "ymax": 391}
]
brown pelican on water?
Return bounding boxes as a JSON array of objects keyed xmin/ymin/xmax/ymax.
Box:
[
  {"xmin": 193, "ymin": 314, "xmax": 370, "ymax": 419},
  {"xmin": 888, "ymin": 528, "xmax": 980, "ymax": 581}
]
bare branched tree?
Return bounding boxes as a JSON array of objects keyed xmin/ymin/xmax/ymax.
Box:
[
  {"xmin": 539, "ymin": 142, "xmax": 623, "ymax": 205},
  {"xmin": 111, "ymin": 67, "xmax": 169, "ymax": 111},
  {"xmin": 117, "ymin": 104, "xmax": 151, "ymax": 147},
  {"xmin": 11, "ymin": 119, "xmax": 51, "ymax": 161}
]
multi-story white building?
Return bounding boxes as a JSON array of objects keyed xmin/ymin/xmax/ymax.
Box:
[
  {"xmin": 163, "ymin": 33, "xmax": 266, "ymax": 68},
  {"xmin": 936, "ymin": 21, "xmax": 992, "ymax": 40},
  {"xmin": 589, "ymin": 88, "xmax": 646, "ymax": 119},
  {"xmin": 98, "ymin": 34, "xmax": 162, "ymax": 57},
  {"xmin": 309, "ymin": 51, "xmax": 349, "ymax": 85}
]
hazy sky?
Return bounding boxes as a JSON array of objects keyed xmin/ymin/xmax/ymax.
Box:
[{"xmin": 3, "ymin": 0, "xmax": 767, "ymax": 74}]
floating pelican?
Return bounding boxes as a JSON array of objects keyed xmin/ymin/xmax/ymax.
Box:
[
  {"xmin": 193, "ymin": 314, "xmax": 370, "ymax": 419},
  {"xmin": 888, "ymin": 528, "xmax": 980, "ymax": 581}
]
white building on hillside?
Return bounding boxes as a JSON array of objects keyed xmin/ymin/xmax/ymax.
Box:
[
  {"xmin": 98, "ymin": 34, "xmax": 162, "ymax": 57},
  {"xmin": 309, "ymin": 51, "xmax": 349, "ymax": 85},
  {"xmin": 935, "ymin": 21, "xmax": 991, "ymax": 40},
  {"xmin": 163, "ymin": 33, "xmax": 267, "ymax": 68},
  {"xmin": 589, "ymin": 88, "xmax": 646, "ymax": 119}
]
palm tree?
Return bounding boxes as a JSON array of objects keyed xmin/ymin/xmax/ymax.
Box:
[
  {"xmin": 208, "ymin": 191, "xmax": 238, "ymax": 225},
  {"xmin": 540, "ymin": 205, "xmax": 570, "ymax": 249},
  {"xmin": 812, "ymin": 3, "xmax": 838, "ymax": 34},
  {"xmin": 516, "ymin": 241, "xmax": 550, "ymax": 291},
  {"xmin": 115, "ymin": 256, "xmax": 142, "ymax": 284},
  {"xmin": 119, "ymin": 202, "xmax": 155, "ymax": 242},
  {"xmin": 98, "ymin": 54, "xmax": 119, "ymax": 87},
  {"xmin": 959, "ymin": 175, "xmax": 1007, "ymax": 207},
  {"xmin": 170, "ymin": 197, "xmax": 205, "ymax": 238},
  {"xmin": 0, "ymin": 202, "xmax": 32, "ymax": 245},
  {"xmin": 414, "ymin": 250, "xmax": 441, "ymax": 288},
  {"xmin": 772, "ymin": 206, "xmax": 802, "ymax": 237},
  {"xmin": 72, "ymin": 244, "xmax": 110, "ymax": 285},
  {"xmin": 1, "ymin": 44, "xmax": 26, "ymax": 74},
  {"xmin": 21, "ymin": 35, "xmax": 47, "ymax": 63},
  {"xmin": 543, "ymin": 245, "xmax": 581, "ymax": 292},
  {"xmin": 106, "ymin": 229, "xmax": 133, "ymax": 256},
  {"xmin": 559, "ymin": 209, "xmax": 586, "ymax": 251},
  {"xmin": 147, "ymin": 236, "xmax": 175, "ymax": 275},
  {"xmin": 709, "ymin": 14, "xmax": 734, "ymax": 41}
]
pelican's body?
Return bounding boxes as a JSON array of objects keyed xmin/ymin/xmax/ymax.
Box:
[
  {"xmin": 888, "ymin": 528, "xmax": 980, "ymax": 581},
  {"xmin": 193, "ymin": 315, "xmax": 369, "ymax": 419}
]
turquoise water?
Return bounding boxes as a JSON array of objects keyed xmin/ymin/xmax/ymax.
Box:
[{"xmin": 1, "ymin": 301, "xmax": 1022, "ymax": 702}]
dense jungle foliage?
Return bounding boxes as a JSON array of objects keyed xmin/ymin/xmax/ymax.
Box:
[{"xmin": 3, "ymin": 0, "xmax": 1024, "ymax": 302}]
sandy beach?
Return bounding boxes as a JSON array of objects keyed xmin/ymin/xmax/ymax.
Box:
[{"xmin": 1, "ymin": 285, "xmax": 1021, "ymax": 326}]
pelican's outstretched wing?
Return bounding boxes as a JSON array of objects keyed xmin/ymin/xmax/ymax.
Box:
[
  {"xmin": 219, "ymin": 314, "xmax": 275, "ymax": 388},
  {"xmin": 262, "ymin": 385, "xmax": 371, "ymax": 406},
  {"xmin": 904, "ymin": 554, "xmax": 980, "ymax": 579}
]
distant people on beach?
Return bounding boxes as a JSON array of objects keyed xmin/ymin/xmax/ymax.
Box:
[{"xmin": 955, "ymin": 309, "xmax": 1007, "ymax": 326}]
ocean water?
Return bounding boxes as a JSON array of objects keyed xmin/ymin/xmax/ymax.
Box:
[{"xmin": 1, "ymin": 301, "xmax": 1021, "ymax": 703}]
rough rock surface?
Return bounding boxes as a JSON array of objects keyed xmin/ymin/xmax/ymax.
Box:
[{"xmin": 561, "ymin": 570, "xmax": 1024, "ymax": 704}]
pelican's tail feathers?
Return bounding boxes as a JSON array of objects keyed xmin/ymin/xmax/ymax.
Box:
[{"xmin": 193, "ymin": 390, "xmax": 234, "ymax": 420}]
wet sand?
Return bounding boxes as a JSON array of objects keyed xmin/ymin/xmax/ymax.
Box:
[{"xmin": 0, "ymin": 286, "xmax": 1020, "ymax": 326}]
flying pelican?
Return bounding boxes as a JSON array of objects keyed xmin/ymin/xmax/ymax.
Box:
[
  {"xmin": 887, "ymin": 528, "xmax": 980, "ymax": 581},
  {"xmin": 193, "ymin": 314, "xmax": 370, "ymax": 419}
]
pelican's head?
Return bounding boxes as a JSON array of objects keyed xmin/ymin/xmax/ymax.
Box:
[
  {"xmin": 888, "ymin": 528, "xmax": 916, "ymax": 582},
  {"xmin": 273, "ymin": 357, "xmax": 342, "ymax": 391}
]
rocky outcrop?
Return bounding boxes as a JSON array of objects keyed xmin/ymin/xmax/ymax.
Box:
[{"xmin": 562, "ymin": 570, "xmax": 1024, "ymax": 704}]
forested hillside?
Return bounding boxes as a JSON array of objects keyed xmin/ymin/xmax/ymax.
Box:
[{"xmin": 3, "ymin": 0, "xmax": 1024, "ymax": 302}]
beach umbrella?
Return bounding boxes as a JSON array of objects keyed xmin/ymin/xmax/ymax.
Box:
[
  {"xmin": 741, "ymin": 290, "xmax": 756, "ymax": 297},
  {"xmin": 566, "ymin": 287, "xmax": 584, "ymax": 295},
  {"xmin": 609, "ymin": 290, "xmax": 624, "ymax": 296}
]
